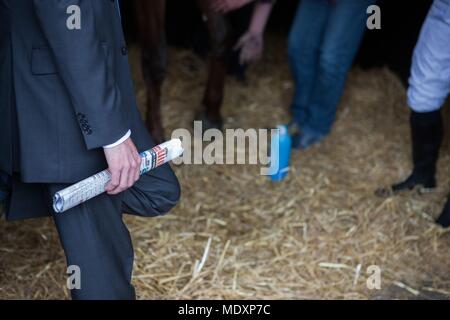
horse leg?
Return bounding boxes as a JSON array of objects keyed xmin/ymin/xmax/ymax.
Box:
[
  {"xmin": 135, "ymin": 0, "xmax": 167, "ymax": 144},
  {"xmin": 195, "ymin": 0, "xmax": 231, "ymax": 131}
]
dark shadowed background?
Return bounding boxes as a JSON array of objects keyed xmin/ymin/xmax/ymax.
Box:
[{"xmin": 119, "ymin": 0, "xmax": 433, "ymax": 85}]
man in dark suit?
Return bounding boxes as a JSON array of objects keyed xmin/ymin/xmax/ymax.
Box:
[{"xmin": 0, "ymin": 0, "xmax": 180, "ymax": 299}]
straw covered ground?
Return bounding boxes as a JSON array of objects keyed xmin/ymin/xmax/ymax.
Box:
[{"xmin": 1, "ymin": 35, "xmax": 450, "ymax": 299}]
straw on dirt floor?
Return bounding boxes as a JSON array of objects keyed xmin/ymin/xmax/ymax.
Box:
[{"xmin": 1, "ymin": 34, "xmax": 450, "ymax": 299}]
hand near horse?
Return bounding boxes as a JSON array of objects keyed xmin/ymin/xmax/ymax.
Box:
[
  {"xmin": 211, "ymin": 0, "xmax": 255, "ymax": 13},
  {"xmin": 233, "ymin": 0, "xmax": 273, "ymax": 65},
  {"xmin": 235, "ymin": 31, "xmax": 264, "ymax": 65}
]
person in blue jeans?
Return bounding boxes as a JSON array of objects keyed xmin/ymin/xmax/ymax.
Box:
[{"xmin": 288, "ymin": 0, "xmax": 376, "ymax": 149}]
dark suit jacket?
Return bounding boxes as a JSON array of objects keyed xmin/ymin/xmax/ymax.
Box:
[{"xmin": 0, "ymin": 0, "xmax": 154, "ymax": 183}]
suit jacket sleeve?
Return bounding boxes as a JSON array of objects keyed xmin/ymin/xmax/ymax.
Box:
[{"xmin": 32, "ymin": 0, "xmax": 130, "ymax": 150}]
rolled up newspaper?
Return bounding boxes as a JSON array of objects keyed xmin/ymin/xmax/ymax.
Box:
[{"xmin": 53, "ymin": 139, "xmax": 184, "ymax": 213}]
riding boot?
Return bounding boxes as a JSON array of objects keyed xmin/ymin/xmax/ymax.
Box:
[
  {"xmin": 0, "ymin": 172, "xmax": 11, "ymax": 217},
  {"xmin": 391, "ymin": 110, "xmax": 443, "ymax": 192},
  {"xmin": 436, "ymin": 195, "xmax": 450, "ymax": 228}
]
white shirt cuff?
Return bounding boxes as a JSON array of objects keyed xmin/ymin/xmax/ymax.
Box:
[{"xmin": 103, "ymin": 130, "xmax": 131, "ymax": 149}]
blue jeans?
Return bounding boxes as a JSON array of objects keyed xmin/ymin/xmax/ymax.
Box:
[{"xmin": 288, "ymin": 0, "xmax": 375, "ymax": 135}]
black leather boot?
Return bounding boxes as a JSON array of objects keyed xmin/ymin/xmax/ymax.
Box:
[
  {"xmin": 436, "ymin": 196, "xmax": 450, "ymax": 228},
  {"xmin": 0, "ymin": 172, "xmax": 11, "ymax": 217},
  {"xmin": 0, "ymin": 172, "xmax": 10, "ymax": 203},
  {"xmin": 391, "ymin": 110, "xmax": 443, "ymax": 192}
]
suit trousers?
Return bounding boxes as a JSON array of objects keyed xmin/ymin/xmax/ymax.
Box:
[
  {"xmin": 47, "ymin": 165, "xmax": 180, "ymax": 300},
  {"xmin": 5, "ymin": 90, "xmax": 180, "ymax": 300}
]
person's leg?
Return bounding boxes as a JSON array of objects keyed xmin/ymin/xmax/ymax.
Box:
[
  {"xmin": 393, "ymin": 0, "xmax": 450, "ymax": 227},
  {"xmin": 407, "ymin": 0, "xmax": 450, "ymax": 113},
  {"xmin": 390, "ymin": 0, "xmax": 450, "ymax": 195},
  {"xmin": 122, "ymin": 163, "xmax": 180, "ymax": 217},
  {"xmin": 437, "ymin": 197, "xmax": 450, "ymax": 228},
  {"xmin": 288, "ymin": 0, "xmax": 329, "ymax": 128},
  {"xmin": 47, "ymin": 184, "xmax": 136, "ymax": 300},
  {"xmin": 47, "ymin": 157, "xmax": 179, "ymax": 299},
  {"xmin": 391, "ymin": 111, "xmax": 443, "ymax": 192},
  {"xmin": 302, "ymin": 0, "xmax": 375, "ymax": 147}
]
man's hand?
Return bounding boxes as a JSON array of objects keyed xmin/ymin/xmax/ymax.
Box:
[
  {"xmin": 212, "ymin": 0, "xmax": 255, "ymax": 13},
  {"xmin": 234, "ymin": 31, "xmax": 264, "ymax": 65},
  {"xmin": 104, "ymin": 137, "xmax": 141, "ymax": 195}
]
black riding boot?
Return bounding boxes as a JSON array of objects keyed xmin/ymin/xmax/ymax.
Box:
[
  {"xmin": 0, "ymin": 172, "xmax": 11, "ymax": 217},
  {"xmin": 391, "ymin": 110, "xmax": 443, "ymax": 192},
  {"xmin": 436, "ymin": 196, "xmax": 450, "ymax": 228}
]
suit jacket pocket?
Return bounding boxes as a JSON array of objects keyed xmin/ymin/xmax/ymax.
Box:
[{"xmin": 31, "ymin": 46, "xmax": 58, "ymax": 75}]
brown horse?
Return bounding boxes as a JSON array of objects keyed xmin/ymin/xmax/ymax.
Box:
[{"xmin": 134, "ymin": 0, "xmax": 231, "ymax": 143}]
